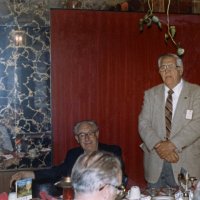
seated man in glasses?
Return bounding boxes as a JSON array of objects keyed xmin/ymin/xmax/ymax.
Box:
[
  {"xmin": 10, "ymin": 120, "xmax": 127, "ymax": 195},
  {"xmin": 71, "ymin": 150, "xmax": 125, "ymax": 200}
]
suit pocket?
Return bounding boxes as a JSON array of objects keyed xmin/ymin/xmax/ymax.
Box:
[
  {"xmin": 140, "ymin": 143, "xmax": 151, "ymax": 174},
  {"xmin": 140, "ymin": 143, "xmax": 149, "ymax": 153}
]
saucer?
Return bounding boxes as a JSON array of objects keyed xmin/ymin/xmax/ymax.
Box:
[
  {"xmin": 126, "ymin": 195, "xmax": 140, "ymax": 200},
  {"xmin": 152, "ymin": 196, "xmax": 175, "ymax": 200},
  {"xmin": 54, "ymin": 177, "xmax": 72, "ymax": 188}
]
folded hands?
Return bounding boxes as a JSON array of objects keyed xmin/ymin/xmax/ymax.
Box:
[{"xmin": 155, "ymin": 141, "xmax": 179, "ymax": 163}]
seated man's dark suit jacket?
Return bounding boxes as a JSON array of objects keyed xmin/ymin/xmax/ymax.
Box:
[{"xmin": 34, "ymin": 143, "xmax": 126, "ymax": 184}]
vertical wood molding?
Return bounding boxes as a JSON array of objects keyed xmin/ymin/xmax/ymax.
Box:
[{"xmin": 0, "ymin": 171, "xmax": 16, "ymax": 193}]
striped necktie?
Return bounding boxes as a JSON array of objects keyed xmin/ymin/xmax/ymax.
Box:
[{"xmin": 165, "ymin": 89, "xmax": 174, "ymax": 140}]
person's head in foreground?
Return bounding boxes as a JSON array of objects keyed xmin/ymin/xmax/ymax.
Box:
[{"xmin": 71, "ymin": 151, "xmax": 125, "ymax": 200}]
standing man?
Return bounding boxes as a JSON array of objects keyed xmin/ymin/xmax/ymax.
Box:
[{"xmin": 139, "ymin": 53, "xmax": 200, "ymax": 188}]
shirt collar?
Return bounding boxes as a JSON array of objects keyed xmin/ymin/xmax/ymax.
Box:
[{"xmin": 164, "ymin": 79, "xmax": 183, "ymax": 95}]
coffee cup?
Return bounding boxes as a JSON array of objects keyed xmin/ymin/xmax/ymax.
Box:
[
  {"xmin": 8, "ymin": 192, "xmax": 17, "ymax": 200},
  {"xmin": 127, "ymin": 186, "xmax": 141, "ymax": 199}
]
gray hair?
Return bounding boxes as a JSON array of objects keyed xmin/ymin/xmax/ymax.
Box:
[
  {"xmin": 71, "ymin": 151, "xmax": 122, "ymax": 194},
  {"xmin": 73, "ymin": 120, "xmax": 99, "ymax": 135},
  {"xmin": 158, "ymin": 53, "xmax": 183, "ymax": 68}
]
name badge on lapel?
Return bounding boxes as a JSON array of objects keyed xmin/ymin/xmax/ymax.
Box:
[{"xmin": 186, "ymin": 110, "xmax": 193, "ymax": 119}]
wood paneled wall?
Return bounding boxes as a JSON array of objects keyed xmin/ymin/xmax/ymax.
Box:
[
  {"xmin": 50, "ymin": 10, "xmax": 200, "ymax": 187},
  {"xmin": 0, "ymin": 171, "xmax": 16, "ymax": 192}
]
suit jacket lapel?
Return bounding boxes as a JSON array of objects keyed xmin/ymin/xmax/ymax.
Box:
[
  {"xmin": 172, "ymin": 81, "xmax": 190, "ymax": 135},
  {"xmin": 154, "ymin": 84, "xmax": 166, "ymax": 137}
]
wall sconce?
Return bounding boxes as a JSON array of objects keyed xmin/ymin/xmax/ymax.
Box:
[{"xmin": 12, "ymin": 30, "xmax": 26, "ymax": 47}]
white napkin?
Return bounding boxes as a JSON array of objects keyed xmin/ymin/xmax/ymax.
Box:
[
  {"xmin": 174, "ymin": 190, "xmax": 193, "ymax": 200},
  {"xmin": 141, "ymin": 194, "xmax": 151, "ymax": 200}
]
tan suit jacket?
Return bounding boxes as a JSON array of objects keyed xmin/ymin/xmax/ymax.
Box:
[{"xmin": 139, "ymin": 80, "xmax": 200, "ymax": 184}]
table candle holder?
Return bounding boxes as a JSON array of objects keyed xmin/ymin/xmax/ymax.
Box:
[{"xmin": 54, "ymin": 176, "xmax": 74, "ymax": 200}]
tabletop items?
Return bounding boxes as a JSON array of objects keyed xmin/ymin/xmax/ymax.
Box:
[
  {"xmin": 0, "ymin": 192, "xmax": 8, "ymax": 200},
  {"xmin": 124, "ymin": 186, "xmax": 151, "ymax": 200},
  {"xmin": 177, "ymin": 168, "xmax": 198, "ymax": 200},
  {"xmin": 124, "ymin": 170, "xmax": 198, "ymax": 200},
  {"xmin": 126, "ymin": 186, "xmax": 141, "ymax": 200},
  {"xmin": 39, "ymin": 191, "xmax": 57, "ymax": 200},
  {"xmin": 152, "ymin": 196, "xmax": 174, "ymax": 200},
  {"xmin": 4, "ymin": 172, "xmax": 199, "ymax": 200},
  {"xmin": 193, "ymin": 180, "xmax": 200, "ymax": 200},
  {"xmin": 54, "ymin": 177, "xmax": 74, "ymax": 200},
  {"xmin": 8, "ymin": 178, "xmax": 33, "ymax": 200},
  {"xmin": 145, "ymin": 187, "xmax": 177, "ymax": 197}
]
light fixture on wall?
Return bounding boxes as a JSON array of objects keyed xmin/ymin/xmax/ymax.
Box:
[{"xmin": 11, "ymin": 30, "xmax": 26, "ymax": 47}]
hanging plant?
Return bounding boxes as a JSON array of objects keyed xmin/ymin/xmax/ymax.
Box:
[
  {"xmin": 139, "ymin": 0, "xmax": 185, "ymax": 56},
  {"xmin": 139, "ymin": 0, "xmax": 162, "ymax": 31}
]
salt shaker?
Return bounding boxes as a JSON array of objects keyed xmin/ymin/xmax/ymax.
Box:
[{"xmin": 183, "ymin": 191, "xmax": 189, "ymax": 200}]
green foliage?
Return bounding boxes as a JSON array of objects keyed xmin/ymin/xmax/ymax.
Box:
[{"xmin": 139, "ymin": 0, "xmax": 185, "ymax": 56}]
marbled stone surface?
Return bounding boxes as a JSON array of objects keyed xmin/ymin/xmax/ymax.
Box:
[{"xmin": 0, "ymin": 0, "xmax": 51, "ymax": 170}]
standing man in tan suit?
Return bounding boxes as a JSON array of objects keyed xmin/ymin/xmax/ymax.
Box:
[{"xmin": 139, "ymin": 53, "xmax": 200, "ymax": 188}]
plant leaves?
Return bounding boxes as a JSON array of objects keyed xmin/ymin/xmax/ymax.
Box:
[
  {"xmin": 165, "ymin": 33, "xmax": 169, "ymax": 43},
  {"xmin": 146, "ymin": 18, "xmax": 152, "ymax": 27},
  {"xmin": 177, "ymin": 47, "xmax": 185, "ymax": 56},
  {"xmin": 138, "ymin": 0, "xmax": 185, "ymax": 56},
  {"xmin": 169, "ymin": 26, "xmax": 176, "ymax": 38},
  {"xmin": 157, "ymin": 22, "xmax": 162, "ymax": 29},
  {"xmin": 152, "ymin": 15, "xmax": 159, "ymax": 23}
]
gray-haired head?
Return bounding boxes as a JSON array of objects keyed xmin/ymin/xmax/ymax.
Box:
[
  {"xmin": 73, "ymin": 120, "xmax": 99, "ymax": 135},
  {"xmin": 71, "ymin": 151, "xmax": 122, "ymax": 194},
  {"xmin": 158, "ymin": 53, "xmax": 183, "ymax": 68}
]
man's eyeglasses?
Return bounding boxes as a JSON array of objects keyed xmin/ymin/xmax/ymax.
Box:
[
  {"xmin": 99, "ymin": 184, "xmax": 126, "ymax": 198},
  {"xmin": 77, "ymin": 130, "xmax": 97, "ymax": 140},
  {"xmin": 159, "ymin": 63, "xmax": 179, "ymax": 72}
]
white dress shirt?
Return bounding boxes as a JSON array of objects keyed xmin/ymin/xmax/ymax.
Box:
[{"xmin": 164, "ymin": 79, "xmax": 183, "ymax": 119}]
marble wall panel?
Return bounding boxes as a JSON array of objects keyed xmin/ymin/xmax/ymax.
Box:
[{"xmin": 0, "ymin": 0, "xmax": 51, "ymax": 170}]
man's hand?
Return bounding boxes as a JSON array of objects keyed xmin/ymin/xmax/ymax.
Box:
[
  {"xmin": 155, "ymin": 140, "xmax": 179, "ymax": 163},
  {"xmin": 164, "ymin": 151, "xmax": 179, "ymax": 163},
  {"xmin": 10, "ymin": 171, "xmax": 35, "ymax": 188}
]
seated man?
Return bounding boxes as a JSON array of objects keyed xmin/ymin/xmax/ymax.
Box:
[
  {"xmin": 10, "ymin": 120, "xmax": 127, "ymax": 195},
  {"xmin": 71, "ymin": 151, "xmax": 125, "ymax": 200}
]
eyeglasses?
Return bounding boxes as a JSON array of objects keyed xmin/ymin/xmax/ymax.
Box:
[
  {"xmin": 77, "ymin": 130, "xmax": 97, "ymax": 140},
  {"xmin": 99, "ymin": 184, "xmax": 126, "ymax": 198},
  {"xmin": 159, "ymin": 63, "xmax": 178, "ymax": 72}
]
